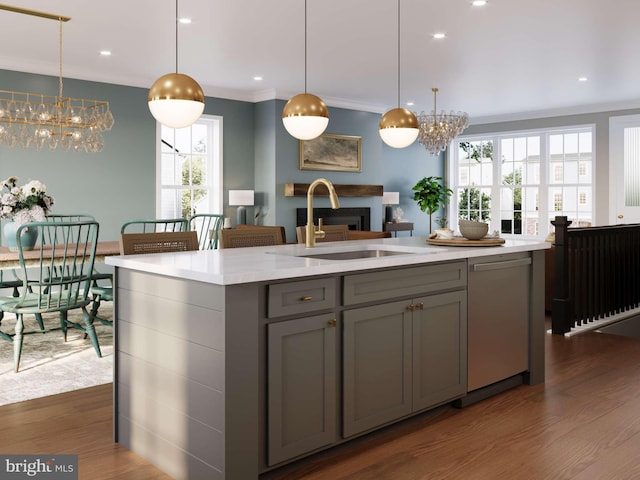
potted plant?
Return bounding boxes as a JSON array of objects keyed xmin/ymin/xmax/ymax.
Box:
[
  {"xmin": 0, "ymin": 176, "xmax": 55, "ymax": 251},
  {"xmin": 412, "ymin": 176, "xmax": 453, "ymax": 234}
]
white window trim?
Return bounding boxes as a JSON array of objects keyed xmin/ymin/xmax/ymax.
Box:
[
  {"xmin": 155, "ymin": 114, "xmax": 224, "ymax": 217},
  {"xmin": 448, "ymin": 124, "xmax": 596, "ymax": 239}
]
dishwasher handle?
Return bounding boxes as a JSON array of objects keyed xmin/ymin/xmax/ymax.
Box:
[{"xmin": 471, "ymin": 257, "xmax": 532, "ymax": 272}]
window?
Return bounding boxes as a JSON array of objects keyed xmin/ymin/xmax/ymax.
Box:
[
  {"xmin": 456, "ymin": 140, "xmax": 492, "ymax": 222},
  {"xmin": 554, "ymin": 193, "xmax": 563, "ymax": 211},
  {"xmin": 579, "ymin": 191, "xmax": 587, "ymax": 205},
  {"xmin": 157, "ymin": 115, "xmax": 223, "ymax": 219},
  {"xmin": 450, "ymin": 125, "xmax": 594, "ymax": 238},
  {"xmin": 553, "ymin": 165, "xmax": 563, "ymax": 182}
]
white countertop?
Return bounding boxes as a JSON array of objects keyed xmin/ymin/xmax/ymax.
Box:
[{"xmin": 106, "ymin": 236, "xmax": 550, "ymax": 285}]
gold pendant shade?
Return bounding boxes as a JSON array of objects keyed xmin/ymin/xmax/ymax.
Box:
[
  {"xmin": 282, "ymin": 93, "xmax": 329, "ymax": 141},
  {"xmin": 148, "ymin": 72, "xmax": 205, "ymax": 129},
  {"xmin": 378, "ymin": 0, "xmax": 418, "ymax": 149},
  {"xmin": 281, "ymin": 0, "xmax": 329, "ymax": 141},
  {"xmin": 379, "ymin": 107, "xmax": 419, "ymax": 148},
  {"xmin": 147, "ymin": 0, "xmax": 205, "ymax": 129}
]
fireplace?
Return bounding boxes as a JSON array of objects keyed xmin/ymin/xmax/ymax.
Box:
[{"xmin": 296, "ymin": 208, "xmax": 370, "ymax": 231}]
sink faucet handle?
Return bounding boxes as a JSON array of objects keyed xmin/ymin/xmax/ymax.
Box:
[{"xmin": 315, "ymin": 217, "xmax": 326, "ymax": 239}]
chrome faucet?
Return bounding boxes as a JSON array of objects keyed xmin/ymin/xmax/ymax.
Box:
[{"xmin": 306, "ymin": 178, "xmax": 340, "ymax": 248}]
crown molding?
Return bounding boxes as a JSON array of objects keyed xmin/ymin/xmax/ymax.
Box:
[{"xmin": 470, "ymin": 98, "xmax": 640, "ymax": 125}]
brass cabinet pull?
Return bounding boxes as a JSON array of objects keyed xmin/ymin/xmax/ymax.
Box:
[
  {"xmin": 328, "ymin": 319, "xmax": 337, "ymax": 327},
  {"xmin": 299, "ymin": 295, "xmax": 313, "ymax": 302},
  {"xmin": 417, "ymin": 302, "xmax": 424, "ymax": 310},
  {"xmin": 618, "ymin": 214, "xmax": 624, "ymax": 219},
  {"xmin": 406, "ymin": 304, "xmax": 415, "ymax": 312}
]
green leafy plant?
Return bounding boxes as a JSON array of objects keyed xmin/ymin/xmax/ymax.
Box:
[
  {"xmin": 435, "ymin": 216, "xmax": 448, "ymax": 229},
  {"xmin": 412, "ymin": 176, "xmax": 453, "ymax": 233}
]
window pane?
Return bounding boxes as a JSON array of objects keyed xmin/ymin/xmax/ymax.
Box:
[
  {"xmin": 158, "ymin": 116, "xmax": 222, "ymax": 219},
  {"xmin": 192, "ymin": 124, "xmax": 208, "ymax": 153}
]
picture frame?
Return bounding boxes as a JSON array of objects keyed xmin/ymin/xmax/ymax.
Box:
[{"xmin": 299, "ymin": 133, "xmax": 362, "ymax": 172}]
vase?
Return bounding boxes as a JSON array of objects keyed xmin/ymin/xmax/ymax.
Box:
[{"xmin": 3, "ymin": 221, "xmax": 39, "ymax": 252}]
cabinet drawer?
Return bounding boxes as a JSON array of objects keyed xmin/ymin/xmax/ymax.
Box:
[
  {"xmin": 343, "ymin": 261, "xmax": 466, "ymax": 306},
  {"xmin": 268, "ymin": 277, "xmax": 336, "ymax": 318}
]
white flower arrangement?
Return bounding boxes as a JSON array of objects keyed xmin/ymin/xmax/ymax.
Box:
[{"xmin": 0, "ymin": 176, "xmax": 55, "ymax": 226}]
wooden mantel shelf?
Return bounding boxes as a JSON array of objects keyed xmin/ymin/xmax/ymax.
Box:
[{"xmin": 284, "ymin": 183, "xmax": 383, "ymax": 197}]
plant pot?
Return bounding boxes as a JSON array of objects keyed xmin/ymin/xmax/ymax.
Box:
[
  {"xmin": 434, "ymin": 228, "xmax": 454, "ymax": 239},
  {"xmin": 3, "ymin": 221, "xmax": 39, "ymax": 252}
]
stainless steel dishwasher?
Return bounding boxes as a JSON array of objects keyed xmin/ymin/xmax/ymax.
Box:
[{"xmin": 467, "ymin": 252, "xmax": 532, "ymax": 392}]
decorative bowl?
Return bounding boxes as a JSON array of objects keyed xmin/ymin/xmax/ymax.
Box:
[{"xmin": 458, "ymin": 220, "xmax": 489, "ymax": 240}]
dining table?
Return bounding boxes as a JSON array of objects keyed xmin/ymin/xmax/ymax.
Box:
[{"xmin": 0, "ymin": 240, "xmax": 121, "ymax": 270}]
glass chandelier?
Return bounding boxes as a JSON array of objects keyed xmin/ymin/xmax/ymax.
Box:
[
  {"xmin": 0, "ymin": 6, "xmax": 114, "ymax": 152},
  {"xmin": 416, "ymin": 88, "xmax": 468, "ymax": 155}
]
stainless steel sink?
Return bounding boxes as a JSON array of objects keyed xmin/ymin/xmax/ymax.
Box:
[{"xmin": 301, "ymin": 249, "xmax": 414, "ymax": 260}]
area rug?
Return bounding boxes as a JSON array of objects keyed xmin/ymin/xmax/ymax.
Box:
[{"xmin": 0, "ymin": 302, "xmax": 113, "ymax": 406}]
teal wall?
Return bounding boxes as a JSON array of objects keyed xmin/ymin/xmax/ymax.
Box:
[
  {"xmin": 270, "ymin": 99, "xmax": 443, "ymax": 240},
  {"xmin": 0, "ymin": 69, "xmax": 255, "ymax": 241},
  {"xmin": 0, "ymin": 68, "xmax": 446, "ymax": 245}
]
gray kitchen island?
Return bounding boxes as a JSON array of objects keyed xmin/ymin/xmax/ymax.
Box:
[{"xmin": 106, "ymin": 237, "xmax": 548, "ymax": 480}]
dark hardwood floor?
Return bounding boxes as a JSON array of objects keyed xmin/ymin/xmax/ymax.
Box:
[{"xmin": 3, "ymin": 321, "xmax": 640, "ymax": 479}]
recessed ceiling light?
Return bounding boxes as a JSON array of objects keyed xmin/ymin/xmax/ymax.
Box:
[
  {"xmin": 406, "ymin": 101, "xmax": 414, "ymax": 107},
  {"xmin": 179, "ymin": 17, "xmax": 192, "ymax": 24},
  {"xmin": 100, "ymin": 50, "xmax": 112, "ymax": 56},
  {"xmin": 433, "ymin": 33, "xmax": 446, "ymax": 40},
  {"xmin": 253, "ymin": 76, "xmax": 263, "ymax": 81},
  {"xmin": 472, "ymin": 0, "xmax": 487, "ymax": 6},
  {"xmin": 578, "ymin": 77, "xmax": 588, "ymax": 82}
]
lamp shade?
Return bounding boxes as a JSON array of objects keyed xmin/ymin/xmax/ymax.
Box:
[
  {"xmin": 148, "ymin": 73, "xmax": 205, "ymax": 128},
  {"xmin": 379, "ymin": 107, "xmax": 419, "ymax": 148},
  {"xmin": 382, "ymin": 191, "xmax": 400, "ymax": 205},
  {"xmin": 282, "ymin": 93, "xmax": 329, "ymax": 140},
  {"xmin": 229, "ymin": 190, "xmax": 254, "ymax": 206}
]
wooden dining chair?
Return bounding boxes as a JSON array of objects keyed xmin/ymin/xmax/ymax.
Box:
[
  {"xmin": 188, "ymin": 213, "xmax": 225, "ymax": 250},
  {"xmin": 0, "ymin": 220, "xmax": 101, "ymax": 372},
  {"xmin": 295, "ymin": 224, "xmax": 350, "ymax": 244},
  {"xmin": 237, "ymin": 223, "xmax": 287, "ymax": 243},
  {"xmin": 120, "ymin": 218, "xmax": 189, "ymax": 234},
  {"xmin": 219, "ymin": 227, "xmax": 285, "ymax": 248},
  {"xmin": 89, "ymin": 231, "xmax": 200, "ymax": 327},
  {"xmin": 119, "ymin": 230, "xmax": 199, "ymax": 255}
]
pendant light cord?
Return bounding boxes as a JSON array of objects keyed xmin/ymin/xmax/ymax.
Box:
[
  {"xmin": 304, "ymin": 0, "xmax": 308, "ymax": 94},
  {"xmin": 58, "ymin": 17, "xmax": 63, "ymax": 101},
  {"xmin": 58, "ymin": 17, "xmax": 64, "ymax": 134},
  {"xmin": 175, "ymin": 0, "xmax": 179, "ymax": 73},
  {"xmin": 397, "ymin": 0, "xmax": 400, "ymax": 108}
]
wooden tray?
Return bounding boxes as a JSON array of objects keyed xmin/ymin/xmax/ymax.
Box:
[{"xmin": 426, "ymin": 236, "xmax": 505, "ymax": 247}]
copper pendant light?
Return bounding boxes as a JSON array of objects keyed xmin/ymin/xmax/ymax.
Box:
[
  {"xmin": 148, "ymin": 0, "xmax": 205, "ymax": 129},
  {"xmin": 282, "ymin": 0, "xmax": 329, "ymax": 140},
  {"xmin": 379, "ymin": 0, "xmax": 418, "ymax": 148}
]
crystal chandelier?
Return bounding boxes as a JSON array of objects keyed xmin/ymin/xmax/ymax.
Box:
[
  {"xmin": 416, "ymin": 88, "xmax": 468, "ymax": 155},
  {"xmin": 0, "ymin": 5, "xmax": 114, "ymax": 153}
]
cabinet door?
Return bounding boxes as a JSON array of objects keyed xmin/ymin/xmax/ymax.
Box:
[
  {"xmin": 343, "ymin": 301, "xmax": 412, "ymax": 438},
  {"xmin": 267, "ymin": 313, "xmax": 337, "ymax": 466},
  {"xmin": 412, "ymin": 291, "xmax": 467, "ymax": 411}
]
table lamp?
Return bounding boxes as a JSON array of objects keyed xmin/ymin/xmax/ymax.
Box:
[
  {"xmin": 229, "ymin": 190, "xmax": 254, "ymax": 225},
  {"xmin": 382, "ymin": 191, "xmax": 399, "ymax": 224}
]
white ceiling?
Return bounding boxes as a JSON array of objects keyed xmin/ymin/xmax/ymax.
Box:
[{"xmin": 1, "ymin": 0, "xmax": 639, "ymax": 124}]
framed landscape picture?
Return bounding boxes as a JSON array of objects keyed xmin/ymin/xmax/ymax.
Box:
[{"xmin": 299, "ymin": 134, "xmax": 362, "ymax": 172}]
